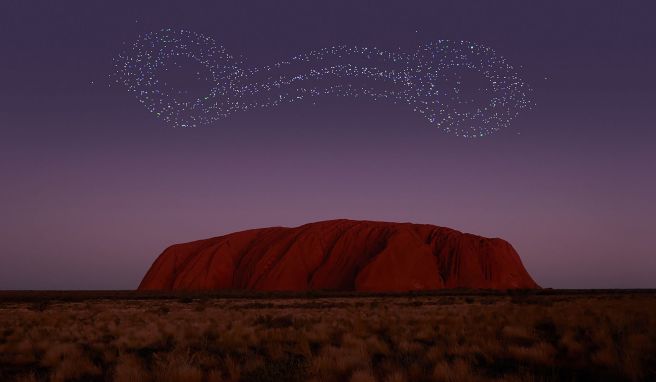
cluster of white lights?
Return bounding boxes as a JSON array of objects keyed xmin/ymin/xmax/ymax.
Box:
[{"xmin": 112, "ymin": 29, "xmax": 533, "ymax": 138}]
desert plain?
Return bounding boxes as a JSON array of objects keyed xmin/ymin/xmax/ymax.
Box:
[{"xmin": 0, "ymin": 290, "xmax": 654, "ymax": 382}]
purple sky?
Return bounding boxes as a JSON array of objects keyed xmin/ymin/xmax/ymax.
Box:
[{"xmin": 1, "ymin": 1, "xmax": 655, "ymax": 289}]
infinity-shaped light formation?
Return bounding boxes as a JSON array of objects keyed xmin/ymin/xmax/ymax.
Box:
[{"xmin": 112, "ymin": 29, "xmax": 533, "ymax": 137}]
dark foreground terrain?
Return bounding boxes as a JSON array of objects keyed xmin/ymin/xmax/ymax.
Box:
[{"xmin": 0, "ymin": 290, "xmax": 654, "ymax": 382}]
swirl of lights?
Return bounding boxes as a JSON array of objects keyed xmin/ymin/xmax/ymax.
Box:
[{"xmin": 112, "ymin": 29, "xmax": 533, "ymax": 137}]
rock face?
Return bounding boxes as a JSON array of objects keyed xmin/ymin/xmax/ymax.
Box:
[{"xmin": 139, "ymin": 220, "xmax": 539, "ymax": 291}]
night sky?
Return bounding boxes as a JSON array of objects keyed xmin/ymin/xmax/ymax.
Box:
[{"xmin": 1, "ymin": 1, "xmax": 655, "ymax": 289}]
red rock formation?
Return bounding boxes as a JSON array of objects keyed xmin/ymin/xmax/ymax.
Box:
[{"xmin": 139, "ymin": 220, "xmax": 539, "ymax": 291}]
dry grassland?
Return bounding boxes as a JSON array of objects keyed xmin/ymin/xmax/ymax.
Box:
[{"xmin": 0, "ymin": 291, "xmax": 654, "ymax": 382}]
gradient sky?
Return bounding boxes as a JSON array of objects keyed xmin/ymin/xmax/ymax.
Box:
[{"xmin": 1, "ymin": 1, "xmax": 655, "ymax": 289}]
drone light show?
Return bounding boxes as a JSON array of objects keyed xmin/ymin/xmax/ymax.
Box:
[{"xmin": 113, "ymin": 29, "xmax": 533, "ymax": 137}]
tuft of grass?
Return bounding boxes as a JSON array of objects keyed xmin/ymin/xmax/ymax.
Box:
[
  {"xmin": 113, "ymin": 354, "xmax": 150, "ymax": 382},
  {"xmin": 152, "ymin": 350, "xmax": 203, "ymax": 382},
  {"xmin": 433, "ymin": 359, "xmax": 476, "ymax": 382}
]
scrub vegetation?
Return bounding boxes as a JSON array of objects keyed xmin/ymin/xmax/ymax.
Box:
[{"xmin": 0, "ymin": 291, "xmax": 654, "ymax": 382}]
